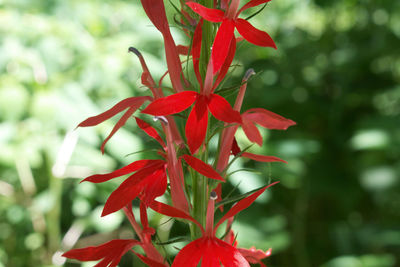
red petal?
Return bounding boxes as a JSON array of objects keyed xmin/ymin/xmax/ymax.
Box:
[
  {"xmin": 215, "ymin": 238, "xmax": 250, "ymax": 267},
  {"xmin": 182, "ymin": 155, "xmax": 224, "ymax": 181},
  {"xmin": 62, "ymin": 239, "xmax": 138, "ymax": 262},
  {"xmin": 208, "ymin": 94, "xmax": 242, "ymax": 123},
  {"xmin": 192, "ymin": 19, "xmax": 203, "ymax": 88},
  {"xmin": 212, "ymin": 19, "xmax": 235, "ymax": 74},
  {"xmin": 140, "ymin": 0, "xmax": 169, "ymax": 32},
  {"xmin": 242, "ymin": 120, "xmax": 263, "ymax": 146},
  {"xmin": 77, "ymin": 96, "xmax": 151, "ymax": 128},
  {"xmin": 142, "ymin": 91, "xmax": 197, "ymax": 116},
  {"xmin": 132, "ymin": 251, "xmax": 167, "ymax": 267},
  {"xmin": 102, "ymin": 166, "xmax": 166, "ymax": 216},
  {"xmin": 139, "ymin": 168, "xmax": 168, "ymax": 205},
  {"xmin": 215, "ymin": 182, "xmax": 279, "ymax": 231},
  {"xmin": 186, "ymin": 2, "xmax": 225, "ymax": 22},
  {"xmin": 171, "ymin": 238, "xmax": 205, "ymax": 267},
  {"xmin": 241, "ymin": 152, "xmax": 287, "ymax": 163},
  {"xmin": 243, "ymin": 108, "xmax": 296, "ymax": 130},
  {"xmin": 100, "ymin": 106, "xmax": 135, "ymax": 153},
  {"xmin": 82, "ymin": 159, "xmax": 164, "ymax": 183},
  {"xmin": 214, "ymin": 36, "xmax": 236, "ymax": 89},
  {"xmin": 149, "ymin": 201, "xmax": 204, "ymax": 234},
  {"xmin": 237, "ymin": 0, "xmax": 272, "ymax": 15},
  {"xmin": 237, "ymin": 247, "xmax": 271, "ymax": 266},
  {"xmin": 185, "ymin": 95, "xmax": 208, "ymax": 154},
  {"xmin": 135, "ymin": 117, "xmax": 166, "ymax": 147},
  {"xmin": 235, "ymin": 18, "xmax": 276, "ymax": 48}
]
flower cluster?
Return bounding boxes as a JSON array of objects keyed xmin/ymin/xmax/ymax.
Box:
[{"xmin": 62, "ymin": 0, "xmax": 295, "ymax": 266}]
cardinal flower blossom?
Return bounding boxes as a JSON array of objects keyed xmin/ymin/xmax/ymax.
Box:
[
  {"xmin": 187, "ymin": 0, "xmax": 276, "ymax": 73},
  {"xmin": 142, "ymin": 91, "xmax": 241, "ymax": 154},
  {"xmin": 149, "ymin": 182, "xmax": 278, "ymax": 266}
]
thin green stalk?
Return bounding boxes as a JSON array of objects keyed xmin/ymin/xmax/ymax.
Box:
[{"xmin": 199, "ymin": 0, "xmax": 214, "ymax": 78}]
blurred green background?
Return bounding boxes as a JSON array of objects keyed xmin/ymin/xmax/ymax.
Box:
[{"xmin": 0, "ymin": 0, "xmax": 399, "ymax": 266}]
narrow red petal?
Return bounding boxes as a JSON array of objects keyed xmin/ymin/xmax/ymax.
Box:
[
  {"xmin": 215, "ymin": 238, "xmax": 250, "ymax": 267},
  {"xmin": 171, "ymin": 238, "xmax": 206, "ymax": 267},
  {"xmin": 132, "ymin": 251, "xmax": 167, "ymax": 267},
  {"xmin": 185, "ymin": 96, "xmax": 208, "ymax": 154},
  {"xmin": 82, "ymin": 159, "xmax": 164, "ymax": 183},
  {"xmin": 192, "ymin": 19, "xmax": 204, "ymax": 88},
  {"xmin": 237, "ymin": 0, "xmax": 272, "ymax": 15},
  {"xmin": 242, "ymin": 120, "xmax": 263, "ymax": 146},
  {"xmin": 214, "ymin": 36, "xmax": 236, "ymax": 90},
  {"xmin": 102, "ymin": 166, "xmax": 165, "ymax": 216},
  {"xmin": 243, "ymin": 108, "xmax": 296, "ymax": 130},
  {"xmin": 135, "ymin": 117, "xmax": 166, "ymax": 147},
  {"xmin": 62, "ymin": 239, "xmax": 138, "ymax": 261},
  {"xmin": 241, "ymin": 152, "xmax": 287, "ymax": 163},
  {"xmin": 208, "ymin": 94, "xmax": 242, "ymax": 123},
  {"xmin": 235, "ymin": 18, "xmax": 276, "ymax": 48},
  {"xmin": 183, "ymin": 155, "xmax": 224, "ymax": 181},
  {"xmin": 237, "ymin": 247, "xmax": 271, "ymax": 266},
  {"xmin": 139, "ymin": 168, "xmax": 168, "ymax": 205},
  {"xmin": 100, "ymin": 106, "xmax": 135, "ymax": 153},
  {"xmin": 142, "ymin": 91, "xmax": 197, "ymax": 116},
  {"xmin": 215, "ymin": 182, "xmax": 279, "ymax": 231},
  {"xmin": 77, "ymin": 96, "xmax": 151, "ymax": 128},
  {"xmin": 186, "ymin": 2, "xmax": 225, "ymax": 22},
  {"xmin": 212, "ymin": 19, "xmax": 235, "ymax": 74},
  {"xmin": 149, "ymin": 201, "xmax": 205, "ymax": 234}
]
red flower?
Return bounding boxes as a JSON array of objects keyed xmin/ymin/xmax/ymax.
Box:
[
  {"xmin": 241, "ymin": 108, "xmax": 296, "ymax": 146},
  {"xmin": 149, "ymin": 182, "xmax": 279, "ymax": 266},
  {"xmin": 142, "ymin": 91, "xmax": 241, "ymax": 154},
  {"xmin": 77, "ymin": 96, "xmax": 152, "ymax": 153},
  {"xmin": 62, "ymin": 239, "xmax": 139, "ymax": 267},
  {"xmin": 223, "ymin": 218, "xmax": 272, "ymax": 267},
  {"xmin": 187, "ymin": 0, "xmax": 276, "ymax": 73},
  {"xmin": 83, "ymin": 159, "xmax": 167, "ymax": 217}
]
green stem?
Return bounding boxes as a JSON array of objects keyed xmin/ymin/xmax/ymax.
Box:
[
  {"xmin": 199, "ymin": 0, "xmax": 214, "ymax": 79},
  {"xmin": 190, "ymin": 0, "xmax": 214, "ymax": 240}
]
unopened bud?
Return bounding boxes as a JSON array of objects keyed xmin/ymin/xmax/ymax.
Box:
[{"xmin": 244, "ymin": 68, "xmax": 255, "ymax": 81}]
